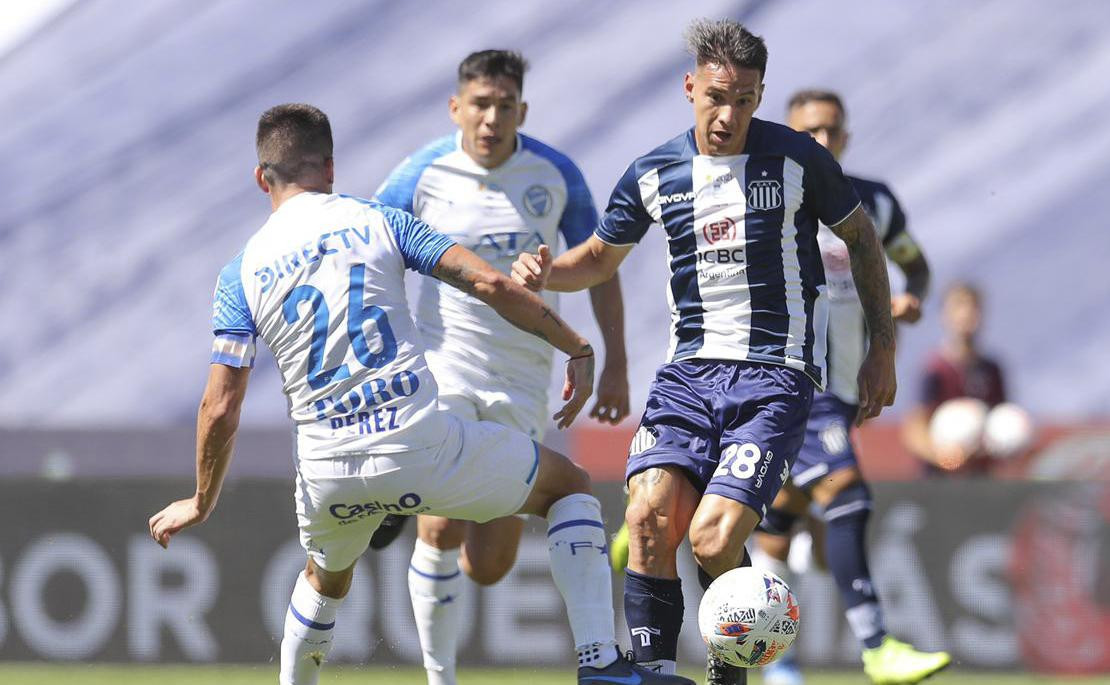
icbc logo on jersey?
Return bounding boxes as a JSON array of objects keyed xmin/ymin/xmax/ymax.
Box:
[{"xmin": 703, "ymin": 217, "xmax": 737, "ymax": 245}]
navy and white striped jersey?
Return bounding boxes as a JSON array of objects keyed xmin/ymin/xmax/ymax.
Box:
[
  {"xmin": 821, "ymin": 175, "xmax": 919, "ymax": 404},
  {"xmin": 596, "ymin": 119, "xmax": 861, "ymax": 387}
]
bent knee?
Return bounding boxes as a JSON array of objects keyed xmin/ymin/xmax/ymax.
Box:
[
  {"xmin": 624, "ymin": 498, "xmax": 683, "ymax": 552},
  {"xmin": 689, "ymin": 517, "xmax": 748, "ymax": 573},
  {"xmin": 462, "ymin": 550, "xmax": 517, "ymax": 586},
  {"xmin": 564, "ymin": 460, "xmax": 591, "ymax": 495}
]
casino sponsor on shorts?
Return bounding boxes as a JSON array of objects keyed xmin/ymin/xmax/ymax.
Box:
[{"xmin": 329, "ymin": 492, "xmax": 426, "ymax": 524}]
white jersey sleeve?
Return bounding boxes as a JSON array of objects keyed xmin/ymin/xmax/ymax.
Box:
[{"xmin": 212, "ymin": 192, "xmax": 456, "ymax": 459}]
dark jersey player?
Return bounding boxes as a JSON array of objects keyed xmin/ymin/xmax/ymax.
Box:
[
  {"xmin": 753, "ymin": 89, "xmax": 951, "ymax": 685},
  {"xmin": 513, "ymin": 21, "xmax": 897, "ymax": 685},
  {"xmin": 903, "ymin": 281, "xmax": 1007, "ymax": 475}
]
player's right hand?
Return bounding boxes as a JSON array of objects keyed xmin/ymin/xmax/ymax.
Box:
[
  {"xmin": 554, "ymin": 346, "xmax": 595, "ymax": 429},
  {"xmin": 149, "ymin": 497, "xmax": 208, "ymax": 549},
  {"xmin": 855, "ymin": 344, "xmax": 897, "ymax": 426},
  {"xmin": 511, "ymin": 244, "xmax": 551, "ymax": 292}
]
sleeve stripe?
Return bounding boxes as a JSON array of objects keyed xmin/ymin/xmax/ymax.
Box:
[
  {"xmin": 826, "ymin": 200, "xmax": 863, "ymax": 228},
  {"xmin": 211, "ymin": 333, "xmax": 256, "ymax": 368},
  {"xmin": 592, "ymin": 231, "xmax": 637, "ymax": 247}
]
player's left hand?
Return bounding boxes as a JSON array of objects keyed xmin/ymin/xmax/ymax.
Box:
[
  {"xmin": 554, "ymin": 349, "xmax": 595, "ymax": 429},
  {"xmin": 590, "ymin": 362, "xmax": 629, "ymax": 425},
  {"xmin": 891, "ymin": 293, "xmax": 922, "ymax": 323},
  {"xmin": 855, "ymin": 344, "xmax": 896, "ymax": 426},
  {"xmin": 149, "ymin": 497, "xmax": 208, "ymax": 549},
  {"xmin": 511, "ymin": 244, "xmax": 552, "ymax": 292}
]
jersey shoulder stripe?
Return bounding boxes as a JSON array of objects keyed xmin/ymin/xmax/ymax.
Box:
[
  {"xmin": 373, "ymin": 134, "xmax": 458, "ymax": 213},
  {"xmin": 520, "ymin": 134, "xmax": 598, "ymax": 247}
]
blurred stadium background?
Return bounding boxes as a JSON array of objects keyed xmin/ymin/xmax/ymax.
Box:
[{"xmin": 1, "ymin": 0, "xmax": 1107, "ymax": 683}]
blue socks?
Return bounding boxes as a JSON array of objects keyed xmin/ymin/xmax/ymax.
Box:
[
  {"xmin": 624, "ymin": 569, "xmax": 683, "ymax": 673},
  {"xmin": 824, "ymin": 482, "xmax": 886, "ymax": 649}
]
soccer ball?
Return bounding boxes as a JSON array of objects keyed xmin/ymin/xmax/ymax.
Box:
[
  {"xmin": 983, "ymin": 402, "xmax": 1035, "ymax": 458},
  {"xmin": 929, "ymin": 397, "xmax": 989, "ymax": 452},
  {"xmin": 698, "ymin": 567, "xmax": 800, "ymax": 668}
]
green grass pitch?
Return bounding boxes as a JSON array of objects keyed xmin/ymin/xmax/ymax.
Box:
[{"xmin": 0, "ymin": 665, "xmax": 1107, "ymax": 685}]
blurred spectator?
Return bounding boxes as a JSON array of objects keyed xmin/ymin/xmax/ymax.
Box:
[{"xmin": 902, "ymin": 282, "xmax": 1007, "ymax": 475}]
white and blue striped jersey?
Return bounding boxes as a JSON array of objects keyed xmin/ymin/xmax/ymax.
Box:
[
  {"xmin": 374, "ymin": 132, "xmax": 596, "ymax": 386},
  {"xmin": 210, "ymin": 192, "xmax": 456, "ymax": 460},
  {"xmin": 821, "ymin": 175, "xmax": 919, "ymax": 404},
  {"xmin": 596, "ymin": 120, "xmax": 861, "ymax": 387}
]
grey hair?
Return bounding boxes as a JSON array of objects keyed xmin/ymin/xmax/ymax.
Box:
[{"xmin": 684, "ymin": 18, "xmax": 768, "ymax": 77}]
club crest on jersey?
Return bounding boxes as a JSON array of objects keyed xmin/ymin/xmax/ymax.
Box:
[
  {"xmin": 747, "ymin": 179, "xmax": 783, "ymax": 211},
  {"xmin": 523, "ymin": 185, "xmax": 553, "ymax": 217},
  {"xmin": 629, "ymin": 426, "xmax": 658, "ymax": 456}
]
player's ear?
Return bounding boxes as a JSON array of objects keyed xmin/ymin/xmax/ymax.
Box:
[
  {"xmin": 755, "ymin": 82, "xmax": 765, "ymax": 109},
  {"xmin": 518, "ymin": 100, "xmax": 528, "ymax": 127},
  {"xmin": 324, "ymin": 157, "xmax": 335, "ymax": 185},
  {"xmin": 448, "ymin": 94, "xmax": 461, "ymax": 125},
  {"xmin": 683, "ymin": 72, "xmax": 695, "ymax": 103},
  {"xmin": 254, "ymin": 165, "xmax": 270, "ymax": 195}
]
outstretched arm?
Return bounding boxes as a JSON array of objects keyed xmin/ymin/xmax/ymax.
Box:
[
  {"xmin": 513, "ymin": 236, "xmax": 633, "ymax": 293},
  {"xmin": 149, "ymin": 364, "xmax": 250, "ymax": 547},
  {"xmin": 433, "ymin": 245, "xmax": 594, "ymax": 427},
  {"xmin": 828, "ymin": 206, "xmax": 898, "ymax": 423}
]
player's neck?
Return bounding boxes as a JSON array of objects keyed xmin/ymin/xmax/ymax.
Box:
[
  {"xmin": 942, "ymin": 337, "xmax": 978, "ymax": 365},
  {"xmin": 269, "ymin": 183, "xmax": 331, "ymax": 211}
]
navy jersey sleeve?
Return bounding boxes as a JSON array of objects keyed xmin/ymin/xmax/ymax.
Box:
[
  {"xmin": 380, "ymin": 206, "xmax": 456, "ymax": 275},
  {"xmin": 556, "ymin": 160, "xmax": 599, "ymax": 248},
  {"xmin": 596, "ymin": 162, "xmax": 653, "ymax": 245},
  {"xmin": 806, "ymin": 140, "xmax": 862, "ymax": 226},
  {"xmin": 885, "ymin": 189, "xmax": 907, "ymax": 243},
  {"xmin": 211, "ymin": 253, "xmax": 257, "ymax": 368}
]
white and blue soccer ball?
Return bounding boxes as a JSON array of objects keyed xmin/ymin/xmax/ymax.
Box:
[{"xmin": 698, "ymin": 567, "xmax": 800, "ymax": 668}]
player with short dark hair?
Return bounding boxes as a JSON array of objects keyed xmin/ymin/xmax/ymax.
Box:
[
  {"xmin": 752, "ymin": 90, "xmax": 951, "ymax": 685},
  {"xmin": 148, "ymin": 103, "xmax": 690, "ymax": 685},
  {"xmin": 513, "ymin": 19, "xmax": 897, "ymax": 685},
  {"xmin": 371, "ymin": 49, "xmax": 629, "ymax": 685}
]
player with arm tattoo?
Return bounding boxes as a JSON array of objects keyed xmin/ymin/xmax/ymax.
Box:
[
  {"xmin": 514, "ymin": 20, "xmax": 895, "ymax": 685},
  {"xmin": 752, "ymin": 90, "xmax": 949, "ymax": 685},
  {"xmin": 149, "ymin": 104, "xmax": 689, "ymax": 685}
]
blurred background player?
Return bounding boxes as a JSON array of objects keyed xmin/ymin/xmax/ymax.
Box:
[
  {"xmin": 513, "ymin": 19, "xmax": 897, "ymax": 685},
  {"xmin": 371, "ymin": 50, "xmax": 629, "ymax": 685},
  {"xmin": 902, "ymin": 282, "xmax": 1007, "ymax": 474},
  {"xmin": 148, "ymin": 103, "xmax": 690, "ymax": 685},
  {"xmin": 752, "ymin": 90, "xmax": 951, "ymax": 685}
]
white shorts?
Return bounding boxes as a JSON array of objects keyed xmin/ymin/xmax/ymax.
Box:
[
  {"xmin": 293, "ymin": 414, "xmax": 540, "ymax": 571},
  {"xmin": 427, "ymin": 353, "xmax": 549, "ymax": 440}
]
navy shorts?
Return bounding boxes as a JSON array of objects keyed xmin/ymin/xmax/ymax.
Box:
[
  {"xmin": 625, "ymin": 360, "xmax": 814, "ymax": 519},
  {"xmin": 791, "ymin": 392, "xmax": 860, "ymax": 490}
]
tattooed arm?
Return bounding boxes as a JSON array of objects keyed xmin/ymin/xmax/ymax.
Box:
[
  {"xmin": 828, "ymin": 206, "xmax": 898, "ymax": 423},
  {"xmin": 432, "ymin": 245, "xmax": 594, "ymax": 427}
]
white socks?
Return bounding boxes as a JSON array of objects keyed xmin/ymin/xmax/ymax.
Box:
[
  {"xmin": 280, "ymin": 571, "xmax": 343, "ymax": 685},
  {"xmin": 409, "ymin": 539, "xmax": 463, "ymax": 685},
  {"xmin": 546, "ymin": 493, "xmax": 618, "ymax": 669}
]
